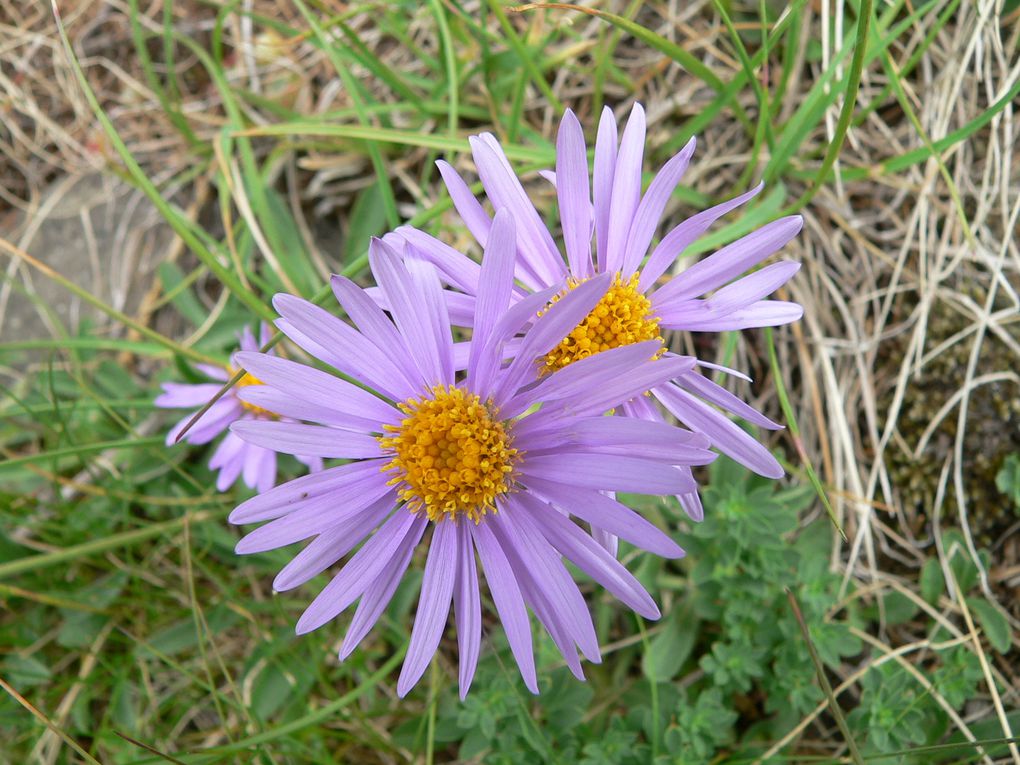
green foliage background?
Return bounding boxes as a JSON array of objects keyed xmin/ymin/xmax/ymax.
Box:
[{"xmin": 2, "ymin": 1, "xmax": 1018, "ymax": 762}]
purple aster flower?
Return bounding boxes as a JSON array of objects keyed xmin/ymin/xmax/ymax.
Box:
[
  {"xmin": 385, "ymin": 103, "xmax": 803, "ymax": 526},
  {"xmin": 227, "ymin": 212, "xmax": 716, "ymax": 697},
  {"xmin": 156, "ymin": 323, "xmax": 322, "ymax": 493}
]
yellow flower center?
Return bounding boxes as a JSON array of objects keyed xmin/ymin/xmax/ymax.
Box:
[
  {"xmin": 542, "ymin": 272, "xmax": 664, "ymax": 374},
  {"xmin": 235, "ymin": 371, "xmax": 270, "ymax": 415},
  {"xmin": 378, "ymin": 386, "xmax": 520, "ymax": 523}
]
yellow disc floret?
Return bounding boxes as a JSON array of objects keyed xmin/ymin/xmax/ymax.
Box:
[
  {"xmin": 542, "ymin": 272, "xmax": 664, "ymax": 374},
  {"xmin": 378, "ymin": 386, "xmax": 520, "ymax": 523},
  {"xmin": 235, "ymin": 371, "xmax": 271, "ymax": 416}
]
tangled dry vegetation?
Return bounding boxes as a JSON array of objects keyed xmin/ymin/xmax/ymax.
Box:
[{"xmin": 2, "ymin": 0, "xmax": 1019, "ymax": 760}]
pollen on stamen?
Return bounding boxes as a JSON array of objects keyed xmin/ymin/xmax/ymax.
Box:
[
  {"xmin": 541, "ymin": 272, "xmax": 664, "ymax": 374},
  {"xmin": 377, "ymin": 385, "xmax": 520, "ymax": 523}
]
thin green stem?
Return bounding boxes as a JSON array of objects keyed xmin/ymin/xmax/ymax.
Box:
[
  {"xmin": 0, "ymin": 510, "xmax": 222, "ymax": 580},
  {"xmin": 786, "ymin": 590, "xmax": 865, "ymax": 765},
  {"xmin": 51, "ymin": 1, "xmax": 275, "ymax": 322},
  {"xmin": 429, "ymin": 0, "xmax": 459, "ymax": 138},
  {"xmin": 764, "ymin": 327, "xmax": 843, "ymax": 539},
  {"xmin": 1, "ymin": 436, "xmax": 165, "ymax": 472},
  {"xmin": 788, "ymin": 0, "xmax": 874, "ymax": 212}
]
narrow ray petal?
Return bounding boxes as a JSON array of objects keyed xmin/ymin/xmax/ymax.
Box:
[
  {"xmin": 468, "ymin": 208, "xmax": 517, "ymax": 389},
  {"xmin": 230, "ymin": 420, "xmax": 381, "ymax": 459},
  {"xmin": 470, "ymin": 520, "xmax": 538, "ymax": 694},
  {"xmin": 339, "ymin": 519, "xmax": 423, "ymax": 660},
  {"xmin": 556, "ymin": 109, "xmax": 593, "ymax": 278},
  {"xmin": 638, "ymin": 183, "xmax": 763, "ymax": 293},
  {"xmin": 273, "ymin": 294, "xmax": 417, "ymax": 401},
  {"xmin": 659, "ymin": 300, "xmax": 804, "ymax": 331},
  {"xmin": 437, "ymin": 159, "xmax": 492, "ymax": 246},
  {"xmin": 703, "ymin": 261, "xmax": 801, "ymax": 315},
  {"xmin": 370, "ymin": 238, "xmax": 452, "ymax": 386},
  {"xmin": 677, "ymin": 371, "xmax": 781, "ymax": 430},
  {"xmin": 593, "ymin": 105, "xmax": 618, "ymax": 272},
  {"xmin": 234, "ymin": 483, "xmax": 394, "ymax": 554},
  {"xmin": 166, "ymin": 398, "xmax": 242, "ymax": 446},
  {"xmin": 516, "ymin": 353, "xmax": 696, "ymax": 420},
  {"xmin": 516, "ymin": 415, "xmax": 713, "ymax": 464},
  {"xmin": 521, "ymin": 453, "xmax": 697, "ymax": 495},
  {"xmin": 495, "ymin": 504, "xmax": 600, "ymax": 662},
  {"xmin": 229, "ymin": 460, "xmax": 387, "ymax": 524},
  {"xmin": 516, "ymin": 494, "xmax": 660, "ymax": 619},
  {"xmin": 397, "ymin": 521, "xmax": 459, "ymax": 696},
  {"xmin": 155, "ymin": 383, "xmax": 225, "ymax": 409},
  {"xmin": 522, "ymin": 477, "xmax": 685, "ymax": 558},
  {"xmin": 273, "ymin": 497, "xmax": 395, "ymax": 591},
  {"xmin": 234, "ymin": 351, "xmax": 399, "ymax": 426},
  {"xmin": 604, "ymin": 103, "xmax": 646, "ymax": 273},
  {"xmin": 393, "ymin": 226, "xmax": 482, "ymax": 295},
  {"xmin": 470, "ymin": 134, "xmax": 565, "ymax": 288},
  {"xmin": 237, "ymin": 387, "xmax": 381, "ymax": 432},
  {"xmin": 493, "ymin": 273, "xmax": 611, "ymax": 406},
  {"xmin": 453, "ymin": 522, "xmax": 482, "ymax": 698},
  {"xmin": 654, "ymin": 384, "xmax": 784, "ymax": 478},
  {"xmin": 621, "ymin": 137, "xmax": 696, "ymax": 276},
  {"xmin": 331, "ymin": 274, "xmax": 424, "ymax": 386},
  {"xmin": 650, "ymin": 215, "xmax": 803, "ymax": 306},
  {"xmin": 296, "ymin": 511, "xmax": 426, "ymax": 635}
]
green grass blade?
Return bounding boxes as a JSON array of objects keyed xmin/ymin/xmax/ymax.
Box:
[
  {"xmin": 292, "ymin": 0, "xmax": 401, "ymax": 229},
  {"xmin": 0, "ymin": 510, "xmax": 222, "ymax": 581},
  {"xmin": 786, "ymin": 590, "xmax": 865, "ymax": 765},
  {"xmin": 489, "ymin": 1, "xmax": 564, "ymax": 113},
  {"xmin": 512, "ymin": 3, "xmax": 745, "ymax": 125},
  {"xmin": 0, "ymin": 239, "xmax": 219, "ymax": 367},
  {"xmin": 50, "ymin": 2, "xmax": 276, "ymax": 323},
  {"xmin": 789, "ymin": 0, "xmax": 872, "ymax": 211},
  {"xmin": 765, "ymin": 327, "xmax": 843, "ymax": 539},
  {"xmin": 429, "ymin": 0, "xmax": 459, "ymax": 138},
  {"xmin": 1, "ymin": 436, "xmax": 165, "ymax": 473}
]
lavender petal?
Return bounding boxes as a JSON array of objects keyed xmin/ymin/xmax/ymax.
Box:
[
  {"xmin": 621, "ymin": 137, "xmax": 696, "ymax": 276},
  {"xmin": 397, "ymin": 520, "xmax": 459, "ymax": 697},
  {"xmin": 296, "ymin": 510, "xmax": 425, "ymax": 635},
  {"xmin": 230, "ymin": 420, "xmax": 381, "ymax": 459},
  {"xmin": 470, "ymin": 519, "xmax": 539, "ymax": 694}
]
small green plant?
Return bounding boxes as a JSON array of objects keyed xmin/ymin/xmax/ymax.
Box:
[
  {"xmin": 420, "ymin": 456, "xmax": 1012, "ymax": 762},
  {"xmin": 996, "ymin": 453, "xmax": 1020, "ymax": 511}
]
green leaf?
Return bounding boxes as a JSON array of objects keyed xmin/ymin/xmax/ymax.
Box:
[
  {"xmin": 995, "ymin": 453, "xmax": 1020, "ymax": 510},
  {"xmin": 3, "ymin": 655, "xmax": 51, "ymax": 688},
  {"xmin": 249, "ymin": 660, "xmax": 295, "ymax": 721},
  {"xmin": 111, "ymin": 679, "xmax": 141, "ymax": 734},
  {"xmin": 882, "ymin": 591, "xmax": 920, "ymax": 626},
  {"xmin": 144, "ymin": 604, "xmax": 240, "ymax": 656},
  {"xmin": 642, "ymin": 604, "xmax": 697, "ymax": 682},
  {"xmin": 157, "ymin": 262, "xmax": 206, "ymax": 327},
  {"xmin": 810, "ymin": 622, "xmax": 862, "ymax": 668},
  {"xmin": 944, "ymin": 530, "xmax": 988, "ymax": 593},
  {"xmin": 967, "ymin": 598, "xmax": 1011, "ymax": 654},
  {"xmin": 920, "ymin": 558, "xmax": 944, "ymax": 604},
  {"xmin": 544, "ymin": 671, "xmax": 594, "ymax": 730},
  {"xmin": 58, "ymin": 612, "xmax": 107, "ymax": 649},
  {"xmin": 933, "ymin": 646, "xmax": 982, "ymax": 709},
  {"xmin": 260, "ymin": 188, "xmax": 321, "ymax": 296},
  {"xmin": 344, "ymin": 182, "xmax": 390, "ymax": 264}
]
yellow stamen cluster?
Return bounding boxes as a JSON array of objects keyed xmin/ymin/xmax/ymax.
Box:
[
  {"xmin": 235, "ymin": 371, "xmax": 271, "ymax": 416},
  {"xmin": 378, "ymin": 386, "xmax": 519, "ymax": 523},
  {"xmin": 542, "ymin": 272, "xmax": 664, "ymax": 374}
]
